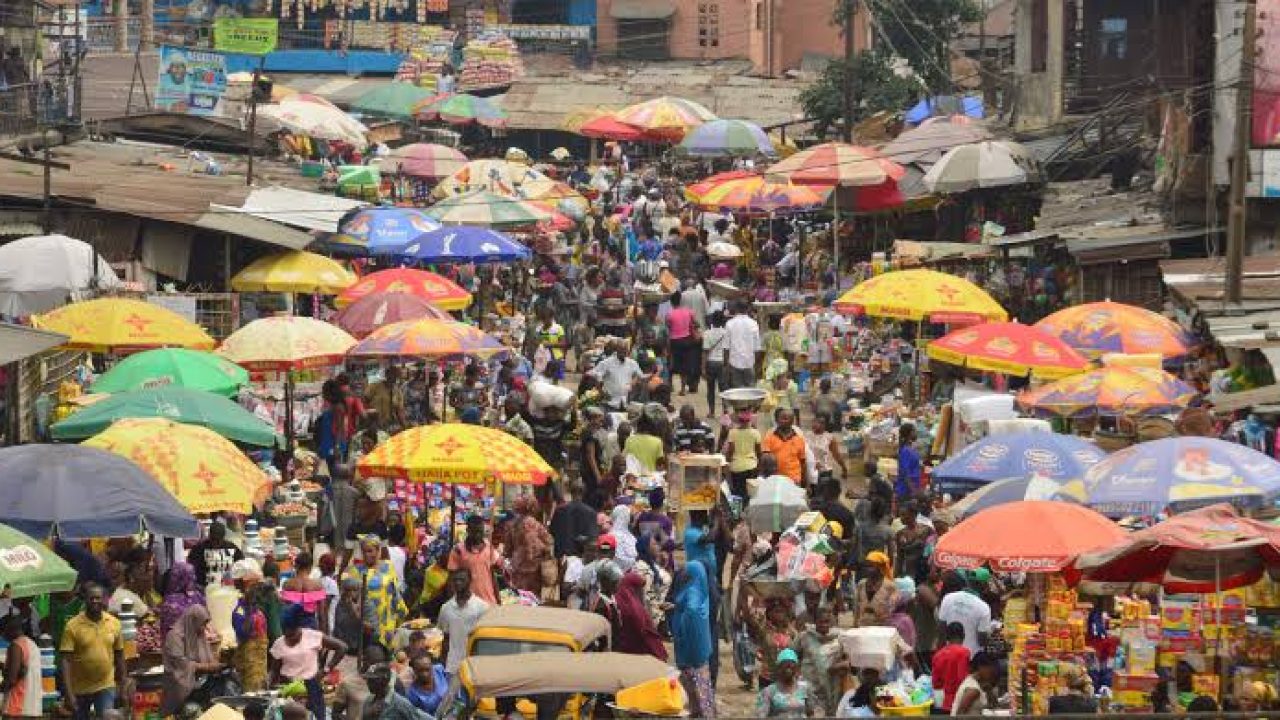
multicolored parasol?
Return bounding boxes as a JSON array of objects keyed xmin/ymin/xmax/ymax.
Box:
[
  {"xmin": 613, "ymin": 96, "xmax": 717, "ymax": 139},
  {"xmin": 332, "ymin": 292, "xmax": 452, "ymax": 338},
  {"xmin": 676, "ymin": 119, "xmax": 776, "ymax": 157},
  {"xmin": 358, "ymin": 423, "xmax": 553, "ymax": 484},
  {"xmin": 766, "ymin": 142, "xmax": 905, "ymax": 187},
  {"xmin": 687, "ymin": 174, "xmax": 829, "ymax": 215},
  {"xmin": 1060, "ymin": 437, "xmax": 1280, "ymax": 517},
  {"xmin": 217, "ymin": 316, "xmax": 356, "ymax": 371},
  {"xmin": 387, "ymin": 143, "xmax": 468, "ymax": 180},
  {"xmin": 348, "ymin": 318, "xmax": 507, "ymax": 359},
  {"xmin": 927, "ymin": 321, "xmax": 1090, "ymax": 380},
  {"xmin": 432, "ymin": 160, "xmax": 549, "ymax": 198},
  {"xmin": 1034, "ymin": 301, "xmax": 1193, "ymax": 360},
  {"xmin": 352, "ymin": 82, "xmax": 438, "ymax": 120},
  {"xmin": 1016, "ymin": 366, "xmax": 1198, "ymax": 418},
  {"xmin": 833, "ymin": 269, "xmax": 1008, "ymax": 323},
  {"xmin": 416, "ymin": 93, "xmax": 508, "ymax": 128},
  {"xmin": 336, "ymin": 268, "xmax": 472, "ymax": 311},
  {"xmin": 36, "ymin": 297, "xmax": 215, "ymax": 352},
  {"xmin": 426, "ymin": 190, "xmax": 553, "ymax": 228},
  {"xmin": 229, "ymin": 251, "xmax": 356, "ymax": 294},
  {"xmin": 89, "ymin": 348, "xmax": 249, "ymax": 397},
  {"xmin": 84, "ymin": 418, "xmax": 271, "ymax": 514}
]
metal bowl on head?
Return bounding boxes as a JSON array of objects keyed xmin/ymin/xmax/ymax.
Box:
[{"xmin": 721, "ymin": 387, "xmax": 767, "ymax": 410}]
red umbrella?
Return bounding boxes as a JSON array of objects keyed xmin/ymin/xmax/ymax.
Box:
[
  {"xmin": 1070, "ymin": 504, "xmax": 1280, "ymax": 593},
  {"xmin": 580, "ymin": 115, "xmax": 647, "ymax": 141},
  {"xmin": 333, "ymin": 291, "xmax": 452, "ymax": 338},
  {"xmin": 934, "ymin": 500, "xmax": 1127, "ymax": 573}
]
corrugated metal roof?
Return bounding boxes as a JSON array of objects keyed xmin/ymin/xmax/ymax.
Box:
[
  {"xmin": 211, "ymin": 186, "xmax": 368, "ymax": 233},
  {"xmin": 0, "ymin": 323, "xmax": 69, "ymax": 364}
]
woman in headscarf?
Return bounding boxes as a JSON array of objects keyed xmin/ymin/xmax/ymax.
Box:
[
  {"xmin": 342, "ymin": 535, "xmax": 407, "ymax": 650},
  {"xmin": 610, "ymin": 504, "xmax": 638, "ymax": 570},
  {"xmin": 632, "ymin": 532, "xmax": 671, "ymax": 627},
  {"xmin": 157, "ymin": 562, "xmax": 205, "ymax": 639},
  {"xmin": 855, "ymin": 553, "xmax": 897, "ymax": 628},
  {"xmin": 231, "ymin": 564, "xmax": 269, "ymax": 691},
  {"xmin": 160, "ymin": 606, "xmax": 222, "ymax": 716},
  {"xmin": 670, "ymin": 562, "xmax": 716, "ymax": 719},
  {"xmin": 615, "ymin": 571, "xmax": 667, "ymax": 660},
  {"xmin": 505, "ymin": 495, "xmax": 553, "ymax": 593},
  {"xmin": 888, "ymin": 584, "xmax": 917, "ymax": 648}
]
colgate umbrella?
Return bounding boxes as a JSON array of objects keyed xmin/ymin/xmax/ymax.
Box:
[
  {"xmin": 933, "ymin": 500, "xmax": 1127, "ymax": 572},
  {"xmin": 1071, "ymin": 503, "xmax": 1280, "ymax": 594}
]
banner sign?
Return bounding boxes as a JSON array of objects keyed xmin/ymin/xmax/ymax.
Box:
[
  {"xmin": 214, "ymin": 18, "xmax": 279, "ymax": 55},
  {"xmin": 155, "ymin": 46, "xmax": 227, "ymax": 116}
]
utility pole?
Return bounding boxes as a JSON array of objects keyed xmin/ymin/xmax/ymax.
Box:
[
  {"xmin": 1226, "ymin": 0, "xmax": 1257, "ymax": 305},
  {"xmin": 843, "ymin": 0, "xmax": 856, "ymax": 141}
]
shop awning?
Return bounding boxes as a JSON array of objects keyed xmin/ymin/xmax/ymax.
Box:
[
  {"xmin": 0, "ymin": 324, "xmax": 69, "ymax": 365},
  {"xmin": 610, "ymin": 0, "xmax": 675, "ymax": 19}
]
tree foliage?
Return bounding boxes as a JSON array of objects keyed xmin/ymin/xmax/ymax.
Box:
[
  {"xmin": 868, "ymin": 0, "xmax": 982, "ymax": 91},
  {"xmin": 799, "ymin": 49, "xmax": 920, "ymax": 139}
]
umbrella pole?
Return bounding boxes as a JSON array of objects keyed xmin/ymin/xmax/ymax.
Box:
[
  {"xmin": 283, "ymin": 370, "xmax": 295, "ymax": 483},
  {"xmin": 832, "ymin": 191, "xmax": 841, "ymax": 293}
]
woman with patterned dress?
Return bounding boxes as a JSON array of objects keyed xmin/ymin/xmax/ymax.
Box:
[{"xmin": 342, "ymin": 536, "xmax": 407, "ymax": 650}]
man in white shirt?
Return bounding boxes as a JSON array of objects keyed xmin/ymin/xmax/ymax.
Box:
[
  {"xmin": 591, "ymin": 341, "xmax": 644, "ymax": 409},
  {"xmin": 936, "ymin": 571, "xmax": 991, "ymax": 655},
  {"xmin": 437, "ymin": 568, "xmax": 490, "ymax": 674},
  {"xmin": 722, "ymin": 301, "xmax": 762, "ymax": 389}
]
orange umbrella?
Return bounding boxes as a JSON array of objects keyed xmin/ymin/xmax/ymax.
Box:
[
  {"xmin": 336, "ymin": 268, "xmax": 472, "ymax": 311},
  {"xmin": 933, "ymin": 500, "xmax": 1127, "ymax": 572}
]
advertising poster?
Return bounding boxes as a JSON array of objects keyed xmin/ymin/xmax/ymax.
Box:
[
  {"xmin": 213, "ymin": 18, "xmax": 279, "ymax": 54},
  {"xmin": 155, "ymin": 45, "xmax": 227, "ymax": 116}
]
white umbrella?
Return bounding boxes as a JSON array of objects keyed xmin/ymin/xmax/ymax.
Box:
[
  {"xmin": 922, "ymin": 140, "xmax": 1040, "ymax": 193},
  {"xmin": 707, "ymin": 241, "xmax": 743, "ymax": 260},
  {"xmin": 258, "ymin": 96, "xmax": 369, "ymax": 148},
  {"xmin": 747, "ymin": 475, "xmax": 809, "ymax": 533},
  {"xmin": 0, "ymin": 235, "xmax": 121, "ymax": 316}
]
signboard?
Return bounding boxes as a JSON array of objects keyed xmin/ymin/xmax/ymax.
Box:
[
  {"xmin": 155, "ymin": 46, "xmax": 227, "ymax": 116},
  {"xmin": 213, "ymin": 18, "xmax": 279, "ymax": 55},
  {"xmin": 1264, "ymin": 150, "xmax": 1280, "ymax": 197}
]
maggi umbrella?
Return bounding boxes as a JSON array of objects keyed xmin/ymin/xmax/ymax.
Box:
[
  {"xmin": 1072, "ymin": 503, "xmax": 1280, "ymax": 593},
  {"xmin": 52, "ymin": 386, "xmax": 280, "ymax": 447},
  {"xmin": 0, "ymin": 523, "xmax": 77, "ymax": 597},
  {"xmin": 217, "ymin": 316, "xmax": 356, "ymax": 371},
  {"xmin": 1016, "ymin": 366, "xmax": 1197, "ymax": 418},
  {"xmin": 230, "ymin": 251, "xmax": 356, "ymax": 294},
  {"xmin": 833, "ymin": 269, "xmax": 1008, "ymax": 324},
  {"xmin": 1060, "ymin": 437, "xmax": 1280, "ymax": 517},
  {"xmin": 1035, "ymin": 301, "xmax": 1192, "ymax": 360},
  {"xmin": 332, "ymin": 292, "xmax": 452, "ymax": 339},
  {"xmin": 933, "ymin": 500, "xmax": 1126, "ymax": 572},
  {"xmin": 35, "ymin": 297, "xmax": 215, "ymax": 352},
  {"xmin": 348, "ymin": 318, "xmax": 508, "ymax": 359},
  {"xmin": 927, "ymin": 321, "xmax": 1090, "ymax": 380},
  {"xmin": 84, "ymin": 418, "xmax": 271, "ymax": 514},
  {"xmin": 89, "ymin": 348, "xmax": 249, "ymax": 397},
  {"xmin": 358, "ymin": 423, "xmax": 553, "ymax": 485},
  {"xmin": 336, "ymin": 268, "xmax": 472, "ymax": 311}
]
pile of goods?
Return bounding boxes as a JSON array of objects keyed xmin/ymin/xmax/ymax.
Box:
[
  {"xmin": 874, "ymin": 677, "xmax": 935, "ymax": 715},
  {"xmin": 459, "ymin": 32, "xmax": 524, "ymax": 91},
  {"xmin": 394, "ymin": 27, "xmax": 458, "ymax": 91}
]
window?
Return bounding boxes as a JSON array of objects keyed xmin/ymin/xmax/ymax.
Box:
[
  {"xmin": 1099, "ymin": 17, "xmax": 1128, "ymax": 60},
  {"xmin": 699, "ymin": 1, "xmax": 720, "ymax": 47},
  {"xmin": 755, "ymin": 1, "xmax": 763, "ymax": 29}
]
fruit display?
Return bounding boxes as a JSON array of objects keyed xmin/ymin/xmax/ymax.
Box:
[{"xmin": 682, "ymin": 484, "xmax": 719, "ymax": 506}]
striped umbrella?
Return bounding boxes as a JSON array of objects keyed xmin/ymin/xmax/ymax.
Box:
[
  {"xmin": 689, "ymin": 175, "xmax": 829, "ymax": 216},
  {"xmin": 614, "ymin": 96, "xmax": 717, "ymax": 139},
  {"xmin": 427, "ymin": 190, "xmax": 552, "ymax": 228},
  {"xmin": 416, "ymin": 93, "xmax": 508, "ymax": 128},
  {"xmin": 349, "ymin": 318, "xmax": 508, "ymax": 359},
  {"xmin": 580, "ymin": 114, "xmax": 647, "ymax": 141},
  {"xmin": 336, "ymin": 268, "xmax": 472, "ymax": 311},
  {"xmin": 388, "ymin": 143, "xmax": 468, "ymax": 180},
  {"xmin": 1017, "ymin": 366, "xmax": 1199, "ymax": 419},
  {"xmin": 560, "ymin": 106, "xmax": 619, "ymax": 133},
  {"xmin": 677, "ymin": 119, "xmax": 776, "ymax": 157},
  {"xmin": 332, "ymin": 292, "xmax": 453, "ymax": 338},
  {"xmin": 767, "ymin": 142, "xmax": 905, "ymax": 187}
]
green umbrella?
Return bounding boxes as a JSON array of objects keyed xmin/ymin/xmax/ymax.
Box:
[
  {"xmin": 0, "ymin": 523, "xmax": 76, "ymax": 597},
  {"xmin": 52, "ymin": 386, "xmax": 281, "ymax": 447},
  {"xmin": 90, "ymin": 348, "xmax": 249, "ymax": 397},
  {"xmin": 426, "ymin": 190, "xmax": 552, "ymax": 228},
  {"xmin": 351, "ymin": 82, "xmax": 437, "ymax": 120}
]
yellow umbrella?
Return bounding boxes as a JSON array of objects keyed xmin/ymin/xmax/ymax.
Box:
[
  {"xmin": 357, "ymin": 423, "xmax": 553, "ymax": 484},
  {"xmin": 833, "ymin": 269, "xmax": 1008, "ymax": 324},
  {"xmin": 83, "ymin": 418, "xmax": 270, "ymax": 514},
  {"xmin": 560, "ymin": 106, "xmax": 618, "ymax": 133},
  {"xmin": 230, "ymin": 251, "xmax": 356, "ymax": 294},
  {"xmin": 217, "ymin": 316, "xmax": 356, "ymax": 371},
  {"xmin": 36, "ymin": 297, "xmax": 215, "ymax": 352}
]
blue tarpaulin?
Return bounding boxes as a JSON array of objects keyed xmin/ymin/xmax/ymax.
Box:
[{"xmin": 904, "ymin": 95, "xmax": 984, "ymax": 124}]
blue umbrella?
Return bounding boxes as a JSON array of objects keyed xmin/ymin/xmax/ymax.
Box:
[
  {"xmin": 1063, "ymin": 437, "xmax": 1280, "ymax": 517},
  {"xmin": 0, "ymin": 445, "xmax": 199, "ymax": 539},
  {"xmin": 933, "ymin": 432, "xmax": 1107, "ymax": 496},
  {"xmin": 949, "ymin": 476, "xmax": 1083, "ymax": 519},
  {"xmin": 904, "ymin": 95, "xmax": 984, "ymax": 124},
  {"xmin": 334, "ymin": 207, "xmax": 443, "ymax": 254},
  {"xmin": 396, "ymin": 226, "xmax": 532, "ymax": 264}
]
